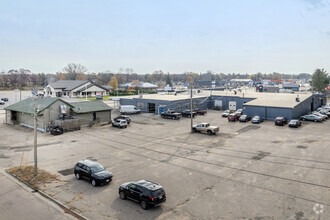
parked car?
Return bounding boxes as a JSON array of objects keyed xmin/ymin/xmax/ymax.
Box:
[
  {"xmin": 252, "ymin": 116, "xmax": 264, "ymax": 124},
  {"xmin": 119, "ymin": 180, "xmax": 166, "ymax": 210},
  {"xmin": 228, "ymin": 113, "xmax": 241, "ymax": 122},
  {"xmin": 318, "ymin": 109, "xmax": 330, "ymax": 117},
  {"xmin": 50, "ymin": 125, "xmax": 64, "ymax": 135},
  {"xmin": 192, "ymin": 123, "xmax": 219, "ymax": 135},
  {"xmin": 311, "ymin": 111, "xmax": 328, "ymax": 120},
  {"xmin": 300, "ymin": 114, "xmax": 322, "ymax": 122},
  {"xmin": 194, "ymin": 108, "xmax": 207, "ymax": 115},
  {"xmin": 114, "ymin": 115, "xmax": 131, "ymax": 124},
  {"xmin": 112, "ymin": 119, "xmax": 128, "ymax": 128},
  {"xmin": 235, "ymin": 109, "xmax": 243, "ymax": 116},
  {"xmin": 288, "ymin": 120, "xmax": 302, "ymax": 128},
  {"xmin": 161, "ymin": 110, "xmax": 181, "ymax": 120},
  {"xmin": 74, "ymin": 160, "xmax": 113, "ymax": 186},
  {"xmin": 0, "ymin": 100, "xmax": 5, "ymax": 105},
  {"xmin": 274, "ymin": 117, "xmax": 288, "ymax": 126},
  {"xmin": 317, "ymin": 106, "xmax": 330, "ymax": 111},
  {"xmin": 1, "ymin": 98, "xmax": 8, "ymax": 102},
  {"xmin": 222, "ymin": 110, "xmax": 232, "ymax": 117},
  {"xmin": 239, "ymin": 114, "xmax": 251, "ymax": 122},
  {"xmin": 181, "ymin": 110, "xmax": 197, "ymax": 118},
  {"xmin": 120, "ymin": 105, "xmax": 141, "ymax": 114}
]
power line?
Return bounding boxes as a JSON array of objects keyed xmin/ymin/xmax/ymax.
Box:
[
  {"xmin": 69, "ymin": 131, "xmax": 330, "ymax": 207},
  {"xmin": 79, "ymin": 131, "xmax": 330, "ymax": 190}
]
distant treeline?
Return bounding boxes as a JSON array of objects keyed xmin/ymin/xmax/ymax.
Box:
[{"xmin": 0, "ymin": 68, "xmax": 311, "ymax": 89}]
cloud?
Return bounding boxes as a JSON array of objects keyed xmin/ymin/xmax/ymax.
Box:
[{"xmin": 300, "ymin": 0, "xmax": 329, "ymax": 10}]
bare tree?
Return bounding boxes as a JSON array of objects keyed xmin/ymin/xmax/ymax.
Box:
[{"xmin": 62, "ymin": 63, "xmax": 87, "ymax": 80}]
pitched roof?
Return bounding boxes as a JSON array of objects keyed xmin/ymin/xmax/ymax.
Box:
[
  {"xmin": 70, "ymin": 101, "xmax": 112, "ymax": 113},
  {"xmin": 48, "ymin": 80, "xmax": 89, "ymax": 91},
  {"xmin": 4, "ymin": 97, "xmax": 74, "ymax": 114},
  {"xmin": 120, "ymin": 82, "xmax": 158, "ymax": 88}
]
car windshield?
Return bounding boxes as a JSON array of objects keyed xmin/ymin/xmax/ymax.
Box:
[
  {"xmin": 91, "ymin": 164, "xmax": 105, "ymax": 173},
  {"xmin": 290, "ymin": 120, "xmax": 297, "ymax": 123},
  {"xmin": 150, "ymin": 188, "xmax": 164, "ymax": 197},
  {"xmin": 254, "ymin": 116, "xmax": 259, "ymax": 119},
  {"xmin": 205, "ymin": 124, "xmax": 210, "ymax": 127}
]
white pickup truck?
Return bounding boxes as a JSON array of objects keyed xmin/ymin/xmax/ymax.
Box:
[{"xmin": 192, "ymin": 123, "xmax": 219, "ymax": 135}]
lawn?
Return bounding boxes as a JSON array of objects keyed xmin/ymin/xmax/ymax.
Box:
[{"xmin": 77, "ymin": 96, "xmax": 113, "ymax": 101}]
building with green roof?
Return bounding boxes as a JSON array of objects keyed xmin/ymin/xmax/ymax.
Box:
[{"xmin": 4, "ymin": 97, "xmax": 112, "ymax": 132}]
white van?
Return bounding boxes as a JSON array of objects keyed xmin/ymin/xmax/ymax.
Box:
[{"xmin": 120, "ymin": 105, "xmax": 141, "ymax": 114}]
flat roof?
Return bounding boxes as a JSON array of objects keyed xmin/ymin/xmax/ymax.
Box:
[
  {"xmin": 210, "ymin": 91, "xmax": 311, "ymax": 108},
  {"xmin": 118, "ymin": 90, "xmax": 312, "ymax": 108}
]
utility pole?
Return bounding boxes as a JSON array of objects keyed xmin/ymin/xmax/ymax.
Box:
[
  {"xmin": 33, "ymin": 96, "xmax": 38, "ymax": 177},
  {"xmin": 190, "ymin": 83, "xmax": 193, "ymax": 132}
]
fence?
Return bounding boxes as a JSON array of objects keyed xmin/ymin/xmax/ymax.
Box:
[{"xmin": 54, "ymin": 119, "xmax": 81, "ymax": 132}]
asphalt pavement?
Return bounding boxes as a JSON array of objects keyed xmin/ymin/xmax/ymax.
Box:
[{"xmin": 0, "ymin": 171, "xmax": 75, "ymax": 220}]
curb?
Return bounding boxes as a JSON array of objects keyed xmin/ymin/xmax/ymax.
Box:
[{"xmin": 5, "ymin": 170, "xmax": 89, "ymax": 220}]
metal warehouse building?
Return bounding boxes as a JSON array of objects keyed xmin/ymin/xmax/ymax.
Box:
[{"xmin": 119, "ymin": 91, "xmax": 326, "ymax": 120}]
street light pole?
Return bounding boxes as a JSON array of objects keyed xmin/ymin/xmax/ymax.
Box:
[
  {"xmin": 190, "ymin": 83, "xmax": 193, "ymax": 132},
  {"xmin": 33, "ymin": 96, "xmax": 38, "ymax": 177}
]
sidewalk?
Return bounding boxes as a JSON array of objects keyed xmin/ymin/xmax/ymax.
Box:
[{"xmin": 0, "ymin": 171, "xmax": 75, "ymax": 220}]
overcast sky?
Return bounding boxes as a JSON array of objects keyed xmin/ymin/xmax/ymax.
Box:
[{"xmin": 0, "ymin": 0, "xmax": 330, "ymax": 74}]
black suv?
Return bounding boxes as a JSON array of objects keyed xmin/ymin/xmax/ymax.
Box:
[
  {"xmin": 181, "ymin": 110, "xmax": 197, "ymax": 118},
  {"xmin": 119, "ymin": 180, "xmax": 166, "ymax": 209},
  {"xmin": 274, "ymin": 117, "xmax": 288, "ymax": 126},
  {"xmin": 114, "ymin": 115, "xmax": 131, "ymax": 124},
  {"xmin": 74, "ymin": 160, "xmax": 113, "ymax": 187}
]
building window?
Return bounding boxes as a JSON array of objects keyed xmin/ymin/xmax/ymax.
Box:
[{"xmin": 137, "ymin": 102, "xmax": 144, "ymax": 109}]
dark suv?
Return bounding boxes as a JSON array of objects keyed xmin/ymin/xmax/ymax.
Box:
[
  {"xmin": 119, "ymin": 180, "xmax": 166, "ymax": 209},
  {"xmin": 274, "ymin": 117, "xmax": 288, "ymax": 126},
  {"xmin": 74, "ymin": 160, "xmax": 113, "ymax": 187},
  {"xmin": 228, "ymin": 113, "xmax": 241, "ymax": 122},
  {"xmin": 181, "ymin": 110, "xmax": 197, "ymax": 118}
]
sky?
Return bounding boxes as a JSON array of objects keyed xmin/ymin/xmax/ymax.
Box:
[{"xmin": 0, "ymin": 0, "xmax": 330, "ymax": 74}]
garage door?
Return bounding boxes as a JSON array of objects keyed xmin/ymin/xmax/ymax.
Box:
[{"xmin": 229, "ymin": 101, "xmax": 236, "ymax": 110}]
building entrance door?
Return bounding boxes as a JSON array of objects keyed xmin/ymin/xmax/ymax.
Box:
[{"xmin": 148, "ymin": 103, "xmax": 156, "ymax": 113}]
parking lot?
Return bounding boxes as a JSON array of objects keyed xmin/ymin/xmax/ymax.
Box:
[{"xmin": 1, "ymin": 110, "xmax": 329, "ymax": 219}]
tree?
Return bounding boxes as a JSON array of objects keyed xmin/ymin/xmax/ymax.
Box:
[
  {"xmin": 165, "ymin": 72, "xmax": 172, "ymax": 87},
  {"xmin": 62, "ymin": 63, "xmax": 87, "ymax": 80},
  {"xmin": 109, "ymin": 76, "xmax": 118, "ymax": 90},
  {"xmin": 75, "ymin": 73, "xmax": 87, "ymax": 80},
  {"xmin": 311, "ymin": 69, "xmax": 329, "ymax": 93}
]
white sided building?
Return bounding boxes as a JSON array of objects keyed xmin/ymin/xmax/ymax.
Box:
[{"xmin": 44, "ymin": 80, "xmax": 106, "ymax": 98}]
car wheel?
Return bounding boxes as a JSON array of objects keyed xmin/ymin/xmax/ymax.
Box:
[
  {"xmin": 192, "ymin": 128, "xmax": 197, "ymax": 133},
  {"xmin": 314, "ymin": 120, "xmax": 317, "ymax": 122},
  {"xmin": 161, "ymin": 115, "xmax": 164, "ymax": 118},
  {"xmin": 91, "ymin": 179, "xmax": 97, "ymax": 187},
  {"xmin": 124, "ymin": 126, "xmax": 127, "ymax": 128},
  {"xmin": 119, "ymin": 191, "xmax": 126, "ymax": 200},
  {"xmin": 302, "ymin": 118, "xmax": 305, "ymax": 121},
  {"xmin": 75, "ymin": 173, "xmax": 80, "ymax": 180},
  {"xmin": 172, "ymin": 116, "xmax": 176, "ymax": 120},
  {"xmin": 141, "ymin": 201, "xmax": 147, "ymax": 210},
  {"xmin": 207, "ymin": 130, "xmax": 212, "ymax": 135}
]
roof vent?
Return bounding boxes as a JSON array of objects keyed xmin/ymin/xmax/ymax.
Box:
[{"xmin": 296, "ymin": 95, "xmax": 300, "ymax": 102}]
